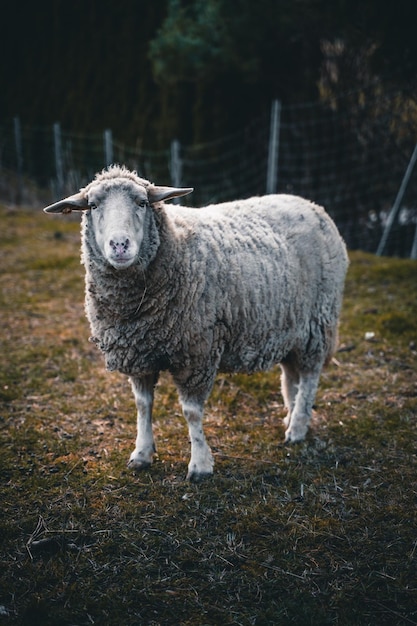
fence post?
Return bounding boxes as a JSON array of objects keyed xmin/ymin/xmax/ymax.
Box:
[
  {"xmin": 170, "ymin": 139, "xmax": 182, "ymax": 204},
  {"xmin": 13, "ymin": 117, "xmax": 24, "ymax": 204},
  {"xmin": 104, "ymin": 129, "xmax": 113, "ymax": 166},
  {"xmin": 376, "ymin": 142, "xmax": 417, "ymax": 256},
  {"xmin": 266, "ymin": 99, "xmax": 281, "ymax": 194},
  {"xmin": 53, "ymin": 122, "xmax": 64, "ymax": 198},
  {"xmin": 410, "ymin": 220, "xmax": 417, "ymax": 260}
]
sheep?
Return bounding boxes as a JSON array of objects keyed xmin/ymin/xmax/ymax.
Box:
[{"xmin": 43, "ymin": 165, "xmax": 348, "ymax": 481}]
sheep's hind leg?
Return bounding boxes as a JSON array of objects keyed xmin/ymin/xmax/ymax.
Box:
[
  {"xmin": 280, "ymin": 361, "xmax": 300, "ymax": 428},
  {"xmin": 128, "ymin": 373, "xmax": 158, "ymax": 470},
  {"xmin": 180, "ymin": 398, "xmax": 214, "ymax": 482},
  {"xmin": 284, "ymin": 368, "xmax": 321, "ymax": 443}
]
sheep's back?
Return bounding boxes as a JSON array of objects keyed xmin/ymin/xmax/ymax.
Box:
[{"xmin": 164, "ymin": 195, "xmax": 347, "ymax": 373}]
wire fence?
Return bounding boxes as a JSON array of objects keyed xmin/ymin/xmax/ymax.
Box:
[{"xmin": 1, "ymin": 90, "xmax": 417, "ymax": 257}]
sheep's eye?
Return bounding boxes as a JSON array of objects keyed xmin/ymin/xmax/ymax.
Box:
[
  {"xmin": 89, "ymin": 202, "xmax": 98, "ymax": 210},
  {"xmin": 136, "ymin": 199, "xmax": 147, "ymax": 208}
]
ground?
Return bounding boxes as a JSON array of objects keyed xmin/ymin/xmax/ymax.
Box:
[{"xmin": 0, "ymin": 205, "xmax": 416, "ymax": 625}]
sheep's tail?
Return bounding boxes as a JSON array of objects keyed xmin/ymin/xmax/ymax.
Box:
[{"xmin": 324, "ymin": 324, "xmax": 340, "ymax": 366}]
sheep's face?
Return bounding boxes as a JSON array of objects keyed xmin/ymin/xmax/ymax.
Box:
[
  {"xmin": 43, "ymin": 167, "xmax": 194, "ymax": 270},
  {"xmin": 88, "ymin": 182, "xmax": 148, "ymax": 270}
]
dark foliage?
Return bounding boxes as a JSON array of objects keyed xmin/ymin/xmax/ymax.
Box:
[{"xmin": 1, "ymin": 1, "xmax": 417, "ymax": 147}]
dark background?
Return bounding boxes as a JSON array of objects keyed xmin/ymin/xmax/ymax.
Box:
[{"xmin": 2, "ymin": 0, "xmax": 417, "ymax": 148}]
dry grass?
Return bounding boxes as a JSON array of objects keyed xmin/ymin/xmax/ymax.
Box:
[{"xmin": 0, "ymin": 205, "xmax": 416, "ymax": 625}]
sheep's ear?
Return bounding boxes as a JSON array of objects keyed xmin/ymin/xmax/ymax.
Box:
[
  {"xmin": 43, "ymin": 192, "xmax": 89, "ymax": 214},
  {"xmin": 148, "ymin": 185, "xmax": 193, "ymax": 204}
]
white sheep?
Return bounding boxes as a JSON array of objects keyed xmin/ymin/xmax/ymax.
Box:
[{"xmin": 44, "ymin": 165, "xmax": 348, "ymax": 481}]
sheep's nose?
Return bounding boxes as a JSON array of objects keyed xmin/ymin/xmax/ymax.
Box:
[{"xmin": 109, "ymin": 237, "xmax": 130, "ymax": 255}]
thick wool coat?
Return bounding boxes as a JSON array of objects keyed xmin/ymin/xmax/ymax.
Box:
[{"xmin": 82, "ymin": 189, "xmax": 348, "ymax": 402}]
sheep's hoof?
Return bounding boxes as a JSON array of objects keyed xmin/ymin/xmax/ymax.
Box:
[
  {"xmin": 284, "ymin": 427, "xmax": 308, "ymax": 444},
  {"xmin": 186, "ymin": 469, "xmax": 213, "ymax": 483},
  {"xmin": 127, "ymin": 458, "xmax": 152, "ymax": 471}
]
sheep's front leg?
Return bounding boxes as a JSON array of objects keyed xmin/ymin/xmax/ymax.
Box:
[
  {"xmin": 181, "ymin": 399, "xmax": 214, "ymax": 482},
  {"xmin": 284, "ymin": 369, "xmax": 321, "ymax": 443},
  {"xmin": 128, "ymin": 373, "xmax": 158, "ymax": 470}
]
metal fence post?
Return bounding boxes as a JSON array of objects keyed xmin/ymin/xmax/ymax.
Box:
[
  {"xmin": 104, "ymin": 129, "xmax": 113, "ymax": 166},
  {"xmin": 53, "ymin": 122, "xmax": 64, "ymax": 198},
  {"xmin": 266, "ymin": 99, "xmax": 281, "ymax": 194},
  {"xmin": 13, "ymin": 117, "xmax": 23, "ymax": 204},
  {"xmin": 170, "ymin": 139, "xmax": 182, "ymax": 203},
  {"xmin": 376, "ymin": 142, "xmax": 417, "ymax": 256},
  {"xmin": 410, "ymin": 220, "xmax": 417, "ymax": 260}
]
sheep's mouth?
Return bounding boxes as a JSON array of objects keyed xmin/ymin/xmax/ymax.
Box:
[{"xmin": 108, "ymin": 256, "xmax": 136, "ymax": 269}]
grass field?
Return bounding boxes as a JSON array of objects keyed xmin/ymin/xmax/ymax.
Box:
[{"xmin": 0, "ymin": 204, "xmax": 416, "ymax": 625}]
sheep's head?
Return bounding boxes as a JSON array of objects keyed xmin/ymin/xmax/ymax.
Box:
[{"xmin": 44, "ymin": 167, "xmax": 193, "ymax": 270}]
